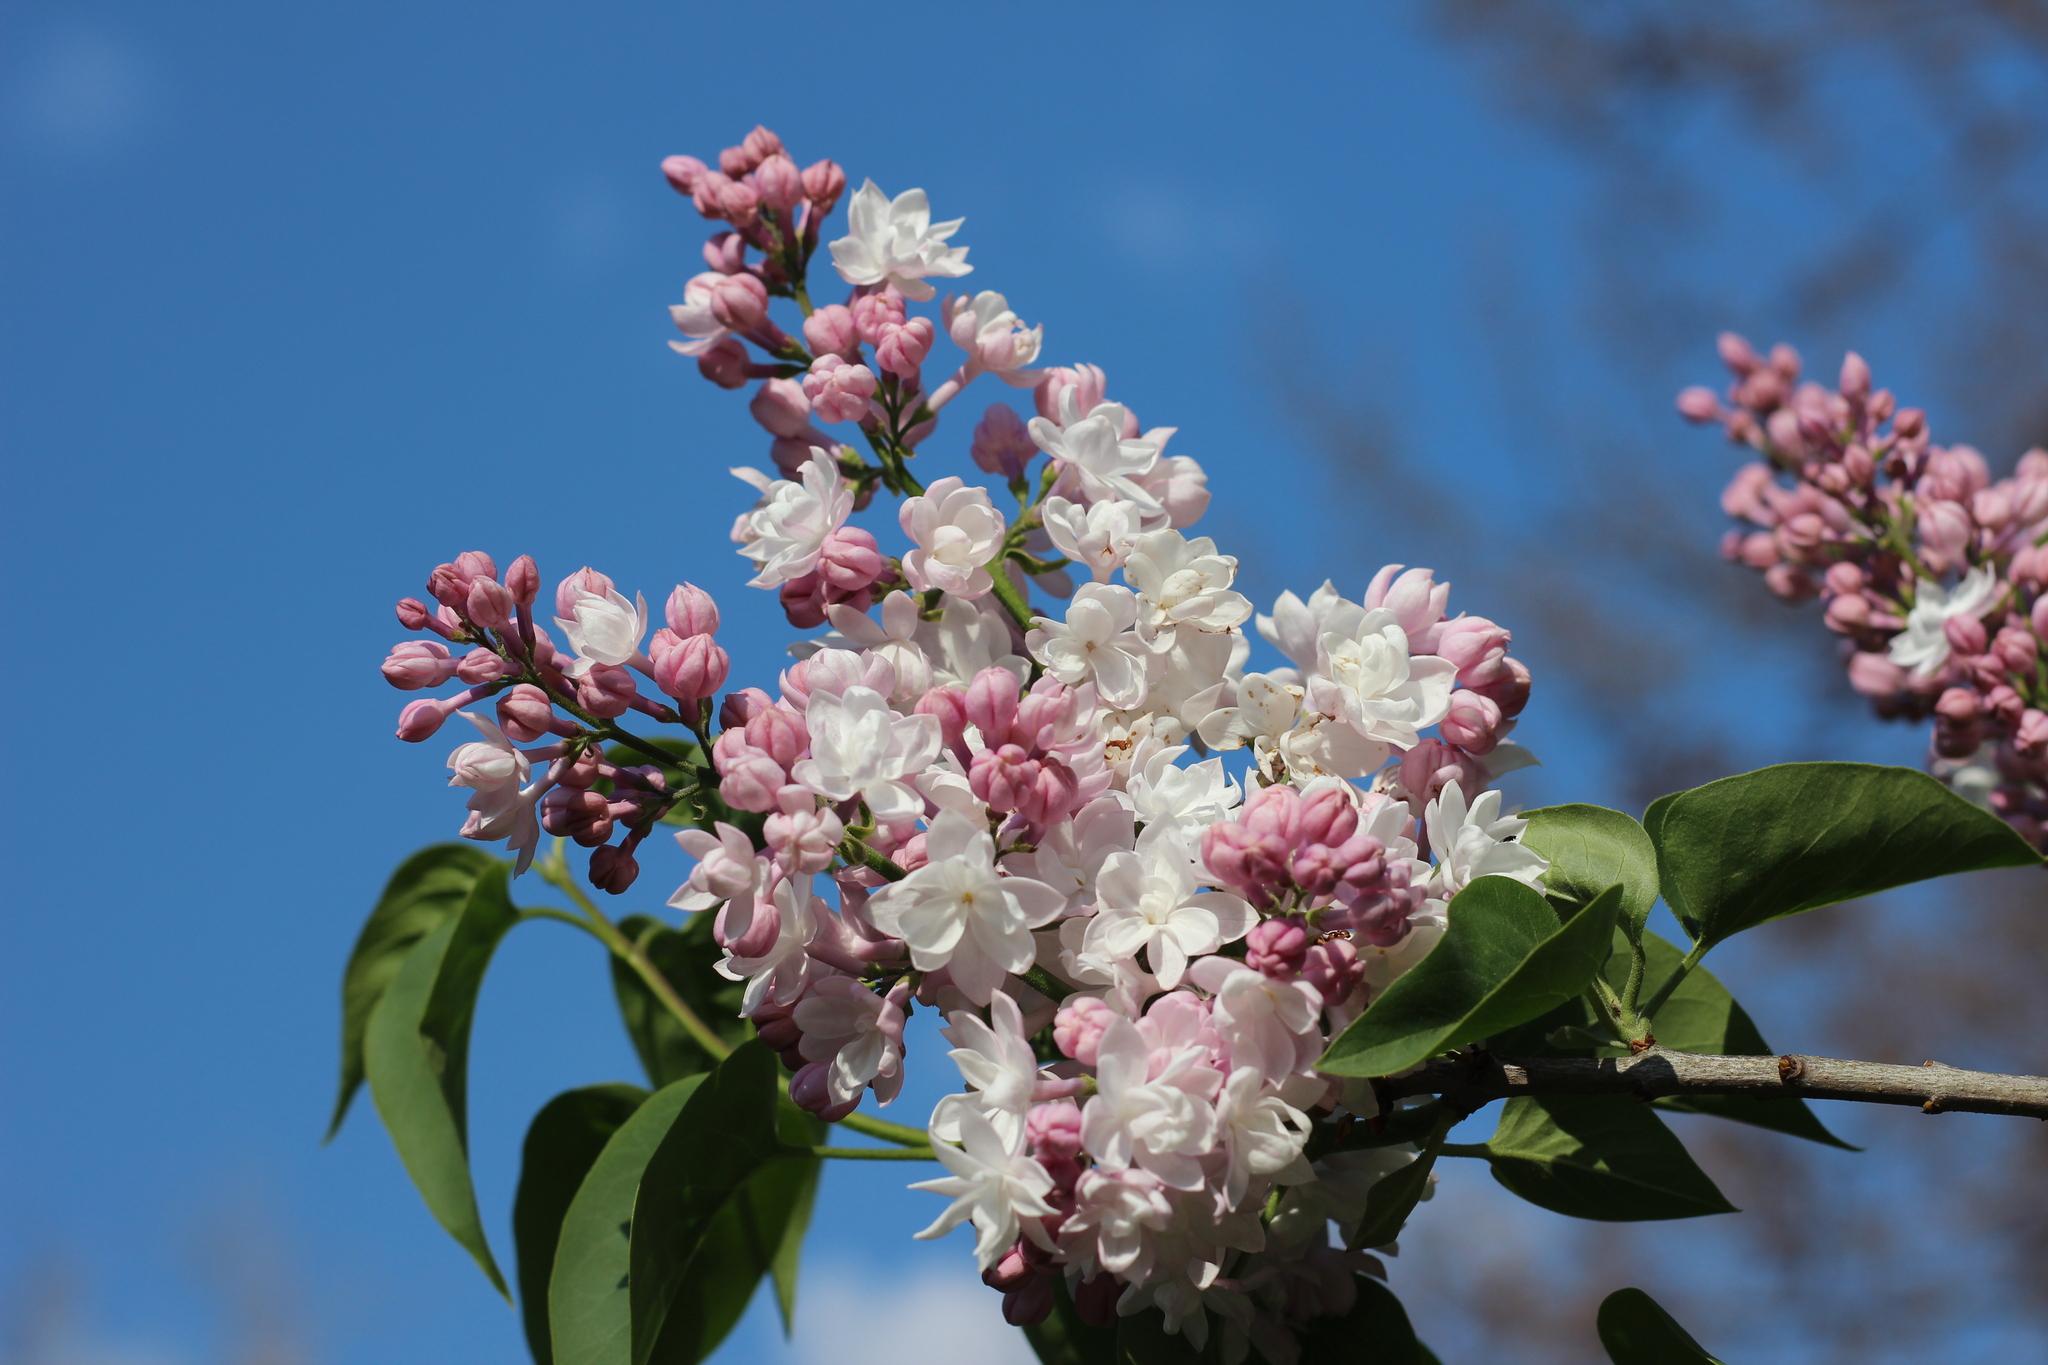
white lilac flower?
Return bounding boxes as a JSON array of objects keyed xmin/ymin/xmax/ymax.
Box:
[
  {"xmin": 714, "ymin": 875, "xmax": 826, "ymax": 1016},
  {"xmin": 828, "ymin": 181, "xmax": 972, "ymax": 301},
  {"xmin": 793, "ymin": 976, "xmax": 905, "ymax": 1106},
  {"xmin": 734, "ymin": 448, "xmax": 854, "ymax": 588},
  {"xmin": 928, "ymin": 990, "xmax": 1041, "ymax": 1149},
  {"xmin": 828, "ymin": 591, "xmax": 934, "ymax": 705},
  {"xmin": 1887, "ymin": 564, "xmax": 2003, "ymax": 677},
  {"xmin": 1028, "ymin": 582, "xmax": 1156, "ymax": 710},
  {"xmin": 1027, "ymin": 389, "xmax": 1163, "ymax": 513},
  {"xmin": 1213, "ymin": 1066, "xmax": 1315, "ymax": 1208},
  {"xmin": 553, "ymin": 586, "xmax": 649, "ymax": 679},
  {"xmin": 1186, "ymin": 957, "xmax": 1325, "ymax": 1084},
  {"xmin": 447, "ymin": 712, "xmax": 540, "ymax": 873},
  {"xmin": 899, "ymin": 476, "xmax": 1006, "ymax": 599},
  {"xmin": 1307, "ymin": 607, "xmax": 1457, "ymax": 751},
  {"xmin": 918, "ymin": 593, "xmax": 1032, "ymax": 689},
  {"xmin": 1084, "ymin": 828, "xmax": 1255, "ymax": 990},
  {"xmin": 1003, "ymin": 795, "xmax": 1136, "ymax": 911},
  {"xmin": 864, "ymin": 811, "xmax": 1066, "ymax": 1004},
  {"xmin": 1041, "ymin": 494, "xmax": 1141, "ymax": 583},
  {"xmin": 909, "ymin": 1108, "xmax": 1057, "ymax": 1270},
  {"xmin": 1255, "ymin": 580, "xmax": 1355, "ymax": 682},
  {"xmin": 1137, "ymin": 625, "xmax": 1242, "ymax": 745},
  {"xmin": 1079, "ymin": 1017, "xmax": 1219, "ymax": 1190},
  {"xmin": 789, "ymin": 685, "xmax": 941, "ymax": 824},
  {"xmin": 1423, "ymin": 779, "xmax": 1549, "ymax": 900},
  {"xmin": 1058, "ymin": 1166, "xmax": 1175, "ymax": 1280},
  {"xmin": 1123, "ymin": 745, "xmax": 1240, "ymax": 838},
  {"xmin": 1121, "ymin": 529, "xmax": 1253, "ymax": 643},
  {"xmin": 666, "ymin": 271, "xmax": 732, "ymax": 356},
  {"xmin": 943, "ymin": 290, "xmax": 1043, "ymax": 381}
]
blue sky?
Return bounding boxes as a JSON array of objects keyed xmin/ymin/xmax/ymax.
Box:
[{"xmin": 4, "ymin": 5, "xmax": 2027, "ymax": 1364}]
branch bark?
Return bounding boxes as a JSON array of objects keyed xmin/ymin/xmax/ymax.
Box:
[{"xmin": 1380, "ymin": 1048, "xmax": 2048, "ymax": 1120}]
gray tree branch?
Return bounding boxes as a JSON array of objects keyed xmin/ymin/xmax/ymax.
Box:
[{"xmin": 1382, "ymin": 1048, "xmax": 2048, "ymax": 1120}]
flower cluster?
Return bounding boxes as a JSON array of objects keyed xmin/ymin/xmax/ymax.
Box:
[
  {"xmin": 379, "ymin": 127, "xmax": 1546, "ymax": 1362},
  {"xmin": 1679, "ymin": 336, "xmax": 2048, "ymax": 847}
]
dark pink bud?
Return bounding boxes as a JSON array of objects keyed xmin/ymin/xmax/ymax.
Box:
[
  {"xmin": 1935, "ymin": 687, "xmax": 1981, "ymax": 725},
  {"xmin": 396, "ymin": 597, "xmax": 434, "ymax": 631},
  {"xmin": 778, "ymin": 571, "xmax": 830, "ymax": 629},
  {"xmin": 788, "ymin": 1061, "xmax": 860, "ymax": 1122},
  {"xmin": 744, "ymin": 705, "xmax": 807, "ymax": 769},
  {"xmin": 983, "ymin": 1244, "xmax": 1035, "ymax": 1294},
  {"xmin": 1295, "ymin": 787, "xmax": 1358, "ymax": 848},
  {"xmin": 1239, "ymin": 783, "xmax": 1302, "ymax": 842},
  {"xmin": 542, "ymin": 786, "xmax": 611, "ymax": 841},
  {"xmin": 1944, "ymin": 614, "xmax": 1989, "ymax": 658},
  {"xmin": 661, "ymin": 154, "xmax": 707, "ymax": 196},
  {"xmin": 655, "ymin": 632, "xmax": 729, "ymax": 702},
  {"xmin": 708, "ymin": 273, "xmax": 769, "ymax": 331},
  {"xmin": 1302, "ymin": 935, "xmax": 1364, "ymax": 1008},
  {"xmin": 1001, "ymin": 1278, "xmax": 1053, "ymax": 1329},
  {"xmin": 496, "ymin": 684, "xmax": 556, "ymax": 743},
  {"xmin": 553, "ymin": 746, "xmax": 603, "ymax": 789},
  {"xmin": 801, "ymin": 159, "xmax": 846, "ymax": 213},
  {"xmin": 697, "ymin": 337, "xmax": 753, "ymax": 389},
  {"xmin": 1072, "ymin": 1274, "xmax": 1119, "ymax": 1329},
  {"xmin": 703, "ymin": 230, "xmax": 747, "ymax": 274},
  {"xmin": 742, "ymin": 125, "xmax": 783, "ymax": 162},
  {"xmin": 752, "ymin": 1002, "xmax": 803, "ymax": 1053},
  {"xmin": 1847, "ymin": 650, "xmax": 1906, "ymax": 698},
  {"xmin": 1466, "ymin": 656, "xmax": 1531, "ymax": 718},
  {"xmin": 453, "ymin": 550, "xmax": 497, "ymax": 586},
  {"xmin": 1994, "ymin": 625, "xmax": 2039, "ymax": 672},
  {"xmin": 1440, "ymin": 690, "xmax": 1506, "ymax": 755},
  {"xmin": 2017, "ymin": 709, "xmax": 2048, "ymax": 755},
  {"xmin": 802, "ymin": 304, "xmax": 860, "ymax": 360},
  {"xmin": 965, "ymin": 667, "xmax": 1021, "ymax": 746},
  {"xmin": 466, "ymin": 578, "xmax": 516, "ymax": 631},
  {"xmin": 427, "ymin": 564, "xmax": 468, "ymax": 610},
  {"xmin": 753, "ymin": 153, "xmax": 803, "ymax": 211},
  {"xmin": 382, "ymin": 640, "xmax": 457, "ymax": 690},
  {"xmin": 1839, "ymin": 351, "xmax": 1871, "ymax": 400},
  {"xmin": 666, "ymin": 582, "xmax": 720, "ymax": 637},
  {"xmin": 971, "ymin": 403, "xmax": 1036, "ymax": 482},
  {"xmin": 1053, "ymin": 996, "xmax": 1117, "ymax": 1067},
  {"xmin": 576, "ymin": 663, "xmax": 637, "ymax": 718},
  {"xmin": 717, "ymin": 177, "xmax": 760, "ymax": 226},
  {"xmin": 874, "ymin": 318, "xmax": 935, "ymax": 380},
  {"xmin": 506, "ymin": 555, "xmax": 539, "ymax": 607},
  {"xmin": 1894, "ymin": 407, "xmax": 1927, "ymax": 439},
  {"xmin": 589, "ymin": 845, "xmax": 640, "ymax": 895},
  {"xmin": 2035, "ymin": 596, "xmax": 2048, "ymax": 638},
  {"xmin": 1676, "ymin": 386, "xmax": 1721, "ymax": 423},
  {"xmin": 555, "ymin": 567, "xmax": 616, "ymax": 618},
  {"xmin": 1245, "ymin": 917, "xmax": 1310, "ymax": 978},
  {"xmin": 1824, "ymin": 593, "xmax": 1873, "ymax": 634},
  {"xmin": 691, "ymin": 170, "xmax": 732, "ymax": 219},
  {"xmin": 1399, "ymin": 737, "xmax": 1484, "ymax": 805},
  {"xmin": 1717, "ymin": 332, "xmax": 1761, "ymax": 375},
  {"xmin": 1823, "ymin": 562, "xmax": 1866, "ymax": 595},
  {"xmin": 720, "ymin": 687, "xmax": 774, "ymax": 729},
  {"xmin": 717, "ymin": 144, "xmax": 754, "ymax": 178},
  {"xmin": 1200, "ymin": 822, "xmax": 1291, "ymax": 909}
]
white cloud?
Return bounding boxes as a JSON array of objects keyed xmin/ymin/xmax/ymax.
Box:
[{"xmin": 791, "ymin": 1263, "xmax": 1039, "ymax": 1365}]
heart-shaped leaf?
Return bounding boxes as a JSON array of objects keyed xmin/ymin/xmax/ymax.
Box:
[
  {"xmin": 329, "ymin": 844, "xmax": 499, "ymax": 1138},
  {"xmin": 1647, "ymin": 762, "xmax": 2040, "ymax": 951},
  {"xmin": 1319, "ymin": 878, "xmax": 1621, "ymax": 1077},
  {"xmin": 364, "ymin": 862, "xmax": 519, "ymax": 1294},
  {"xmin": 1479, "ymin": 1094, "xmax": 1736, "ymax": 1222},
  {"xmin": 1597, "ymin": 1287, "xmax": 1726, "ymax": 1363},
  {"xmin": 1521, "ymin": 804, "xmax": 1660, "ymax": 947},
  {"xmin": 514, "ymin": 1085, "xmax": 649, "ymax": 1365}
]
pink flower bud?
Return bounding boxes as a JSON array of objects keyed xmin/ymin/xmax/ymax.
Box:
[
  {"xmin": 542, "ymin": 786, "xmax": 612, "ymax": 843},
  {"xmin": 505, "ymin": 555, "xmax": 539, "ymax": 607},
  {"xmin": 983, "ymin": 1244, "xmax": 1035, "ymax": 1294},
  {"xmin": 917, "ymin": 685, "xmax": 970, "ymax": 758},
  {"xmin": 496, "ymin": 684, "xmax": 556, "ymax": 743},
  {"xmin": 2017, "ymin": 709, "xmax": 2048, "ymax": 755},
  {"xmin": 800, "ymin": 303, "xmax": 857, "ymax": 359},
  {"xmin": 874, "ymin": 318, "xmax": 935, "ymax": 380},
  {"xmin": 965, "ymin": 667, "xmax": 1022, "ymax": 746},
  {"xmin": 1994, "ymin": 625, "xmax": 2039, "ymax": 672},
  {"xmin": 1824, "ymin": 593, "xmax": 1872, "ymax": 634},
  {"xmin": 971, "ymin": 403, "xmax": 1036, "ymax": 482},
  {"xmin": 802, "ymin": 354, "xmax": 878, "ymax": 424},
  {"xmin": 1246, "ymin": 917, "xmax": 1310, "ymax": 978},
  {"xmin": 801, "ymin": 159, "xmax": 846, "ymax": 214},
  {"xmin": 1847, "ymin": 649, "xmax": 1906, "ymax": 698},
  {"xmin": 1823, "ymin": 562, "xmax": 1866, "ymax": 595},
  {"xmin": 589, "ymin": 844, "xmax": 640, "ymax": 895},
  {"xmin": 717, "ymin": 143, "xmax": 753, "ymax": 177},
  {"xmin": 1717, "ymin": 332, "xmax": 1761, "ymax": 375},
  {"xmin": 466, "ymin": 577, "xmax": 515, "ymax": 631},
  {"xmin": 1917, "ymin": 499, "xmax": 1974, "ymax": 569},
  {"xmin": 742, "ymin": 124, "xmax": 783, "ymax": 161},
  {"xmin": 653, "ymin": 630, "xmax": 729, "ymax": 702},
  {"xmin": 576, "ymin": 663, "xmax": 637, "ymax": 718},
  {"xmin": 745, "ymin": 705, "xmax": 807, "ymax": 769},
  {"xmin": 382, "ymin": 640, "xmax": 458, "ymax": 690},
  {"xmin": 1053, "ymin": 996, "xmax": 1117, "ymax": 1067},
  {"xmin": 553, "ymin": 746, "xmax": 603, "ymax": 789},
  {"xmin": 1945, "ymin": 614, "xmax": 1989, "ymax": 658},
  {"xmin": 1676, "ymin": 386, "xmax": 1721, "ymax": 422},
  {"xmin": 2035, "ymin": 596, "xmax": 2048, "ymax": 638},
  {"xmin": 749, "ymin": 378, "xmax": 813, "ymax": 438},
  {"xmin": 818, "ymin": 526, "xmax": 884, "ymax": 593},
  {"xmin": 554, "ymin": 567, "xmax": 616, "ymax": 619},
  {"xmin": 752, "ymin": 153, "xmax": 803, "ymax": 211},
  {"xmin": 396, "ymin": 695, "xmax": 461, "ymax": 742},
  {"xmin": 1034, "ymin": 364, "xmax": 1109, "ymax": 422},
  {"xmin": 1026, "ymin": 1102, "xmax": 1083, "ymax": 1163},
  {"xmin": 661, "ymin": 155, "xmax": 706, "ymax": 196},
  {"xmin": 1001, "ymin": 1279, "xmax": 1053, "ymax": 1329},
  {"xmin": 427, "ymin": 564, "xmax": 468, "ymax": 610},
  {"xmin": 1763, "ymin": 563, "xmax": 1817, "ymax": 601},
  {"xmin": 851, "ymin": 289, "xmax": 906, "ymax": 345},
  {"xmin": 697, "ymin": 337, "xmax": 753, "ymax": 389},
  {"xmin": 1432, "ymin": 615, "xmax": 1511, "ymax": 679},
  {"xmin": 720, "ymin": 687, "xmax": 773, "ymax": 729},
  {"xmin": 764, "ymin": 786, "xmax": 845, "ymax": 875},
  {"xmin": 1985, "ymin": 684, "xmax": 2025, "ymax": 725},
  {"xmin": 1935, "ymin": 687, "xmax": 1981, "ymax": 725},
  {"xmin": 1465, "ymin": 655, "xmax": 1532, "ymax": 718},
  {"xmin": 1839, "ymin": 351, "xmax": 1871, "ymax": 401},
  {"xmin": 1398, "ymin": 737, "xmax": 1484, "ymax": 806},
  {"xmin": 666, "ymin": 582, "xmax": 720, "ymax": 638},
  {"xmin": 456, "ymin": 648, "xmax": 513, "ymax": 685},
  {"xmin": 708, "ymin": 273, "xmax": 769, "ymax": 331},
  {"xmin": 1302, "ymin": 934, "xmax": 1364, "ymax": 1007},
  {"xmin": 396, "ymin": 597, "xmax": 434, "ymax": 631},
  {"xmin": 702, "ymin": 230, "xmax": 747, "ymax": 274},
  {"xmin": 788, "ymin": 1061, "xmax": 860, "ymax": 1122},
  {"xmin": 1364, "ymin": 565, "xmax": 1450, "ymax": 647},
  {"xmin": 1440, "ymin": 689, "xmax": 1506, "ymax": 755}
]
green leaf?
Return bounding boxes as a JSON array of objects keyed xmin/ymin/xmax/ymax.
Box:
[
  {"xmin": 549, "ymin": 1077, "xmax": 706, "ymax": 1365},
  {"xmin": 1319, "ymin": 878, "xmax": 1622, "ymax": 1077},
  {"xmin": 1597, "ymin": 1287, "xmax": 1726, "ymax": 1364},
  {"xmin": 767, "ymin": 1101, "xmax": 824, "ymax": 1335},
  {"xmin": 1347, "ymin": 1111, "xmax": 1454, "ymax": 1251},
  {"xmin": 1112, "ymin": 1310, "xmax": 1206, "ymax": 1363},
  {"xmin": 329, "ymin": 843, "xmax": 499, "ymax": 1138},
  {"xmin": 1297, "ymin": 1277, "xmax": 1431, "ymax": 1364},
  {"xmin": 1521, "ymin": 804, "xmax": 1660, "ymax": 947},
  {"xmin": 1023, "ymin": 1275, "xmax": 1118, "ymax": 1365},
  {"xmin": 514, "ymin": 1085, "xmax": 650, "ymax": 1365},
  {"xmin": 363, "ymin": 862, "xmax": 520, "ymax": 1295},
  {"xmin": 1649, "ymin": 762, "xmax": 2041, "ymax": 951},
  {"xmin": 1479, "ymin": 1095, "xmax": 1737, "ymax": 1221},
  {"xmin": 629, "ymin": 1040, "xmax": 792, "ymax": 1365},
  {"xmin": 610, "ymin": 914, "xmax": 747, "ymax": 1088}
]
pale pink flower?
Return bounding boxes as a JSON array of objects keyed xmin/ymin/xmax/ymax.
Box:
[
  {"xmin": 734, "ymin": 448, "xmax": 855, "ymax": 588},
  {"xmin": 908, "ymin": 1109, "xmax": 1057, "ymax": 1270},
  {"xmin": 899, "ymin": 476, "xmax": 1006, "ymax": 599},
  {"xmin": 827, "ymin": 181, "xmax": 972, "ymax": 301},
  {"xmin": 794, "ymin": 975, "xmax": 906, "ymax": 1106}
]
